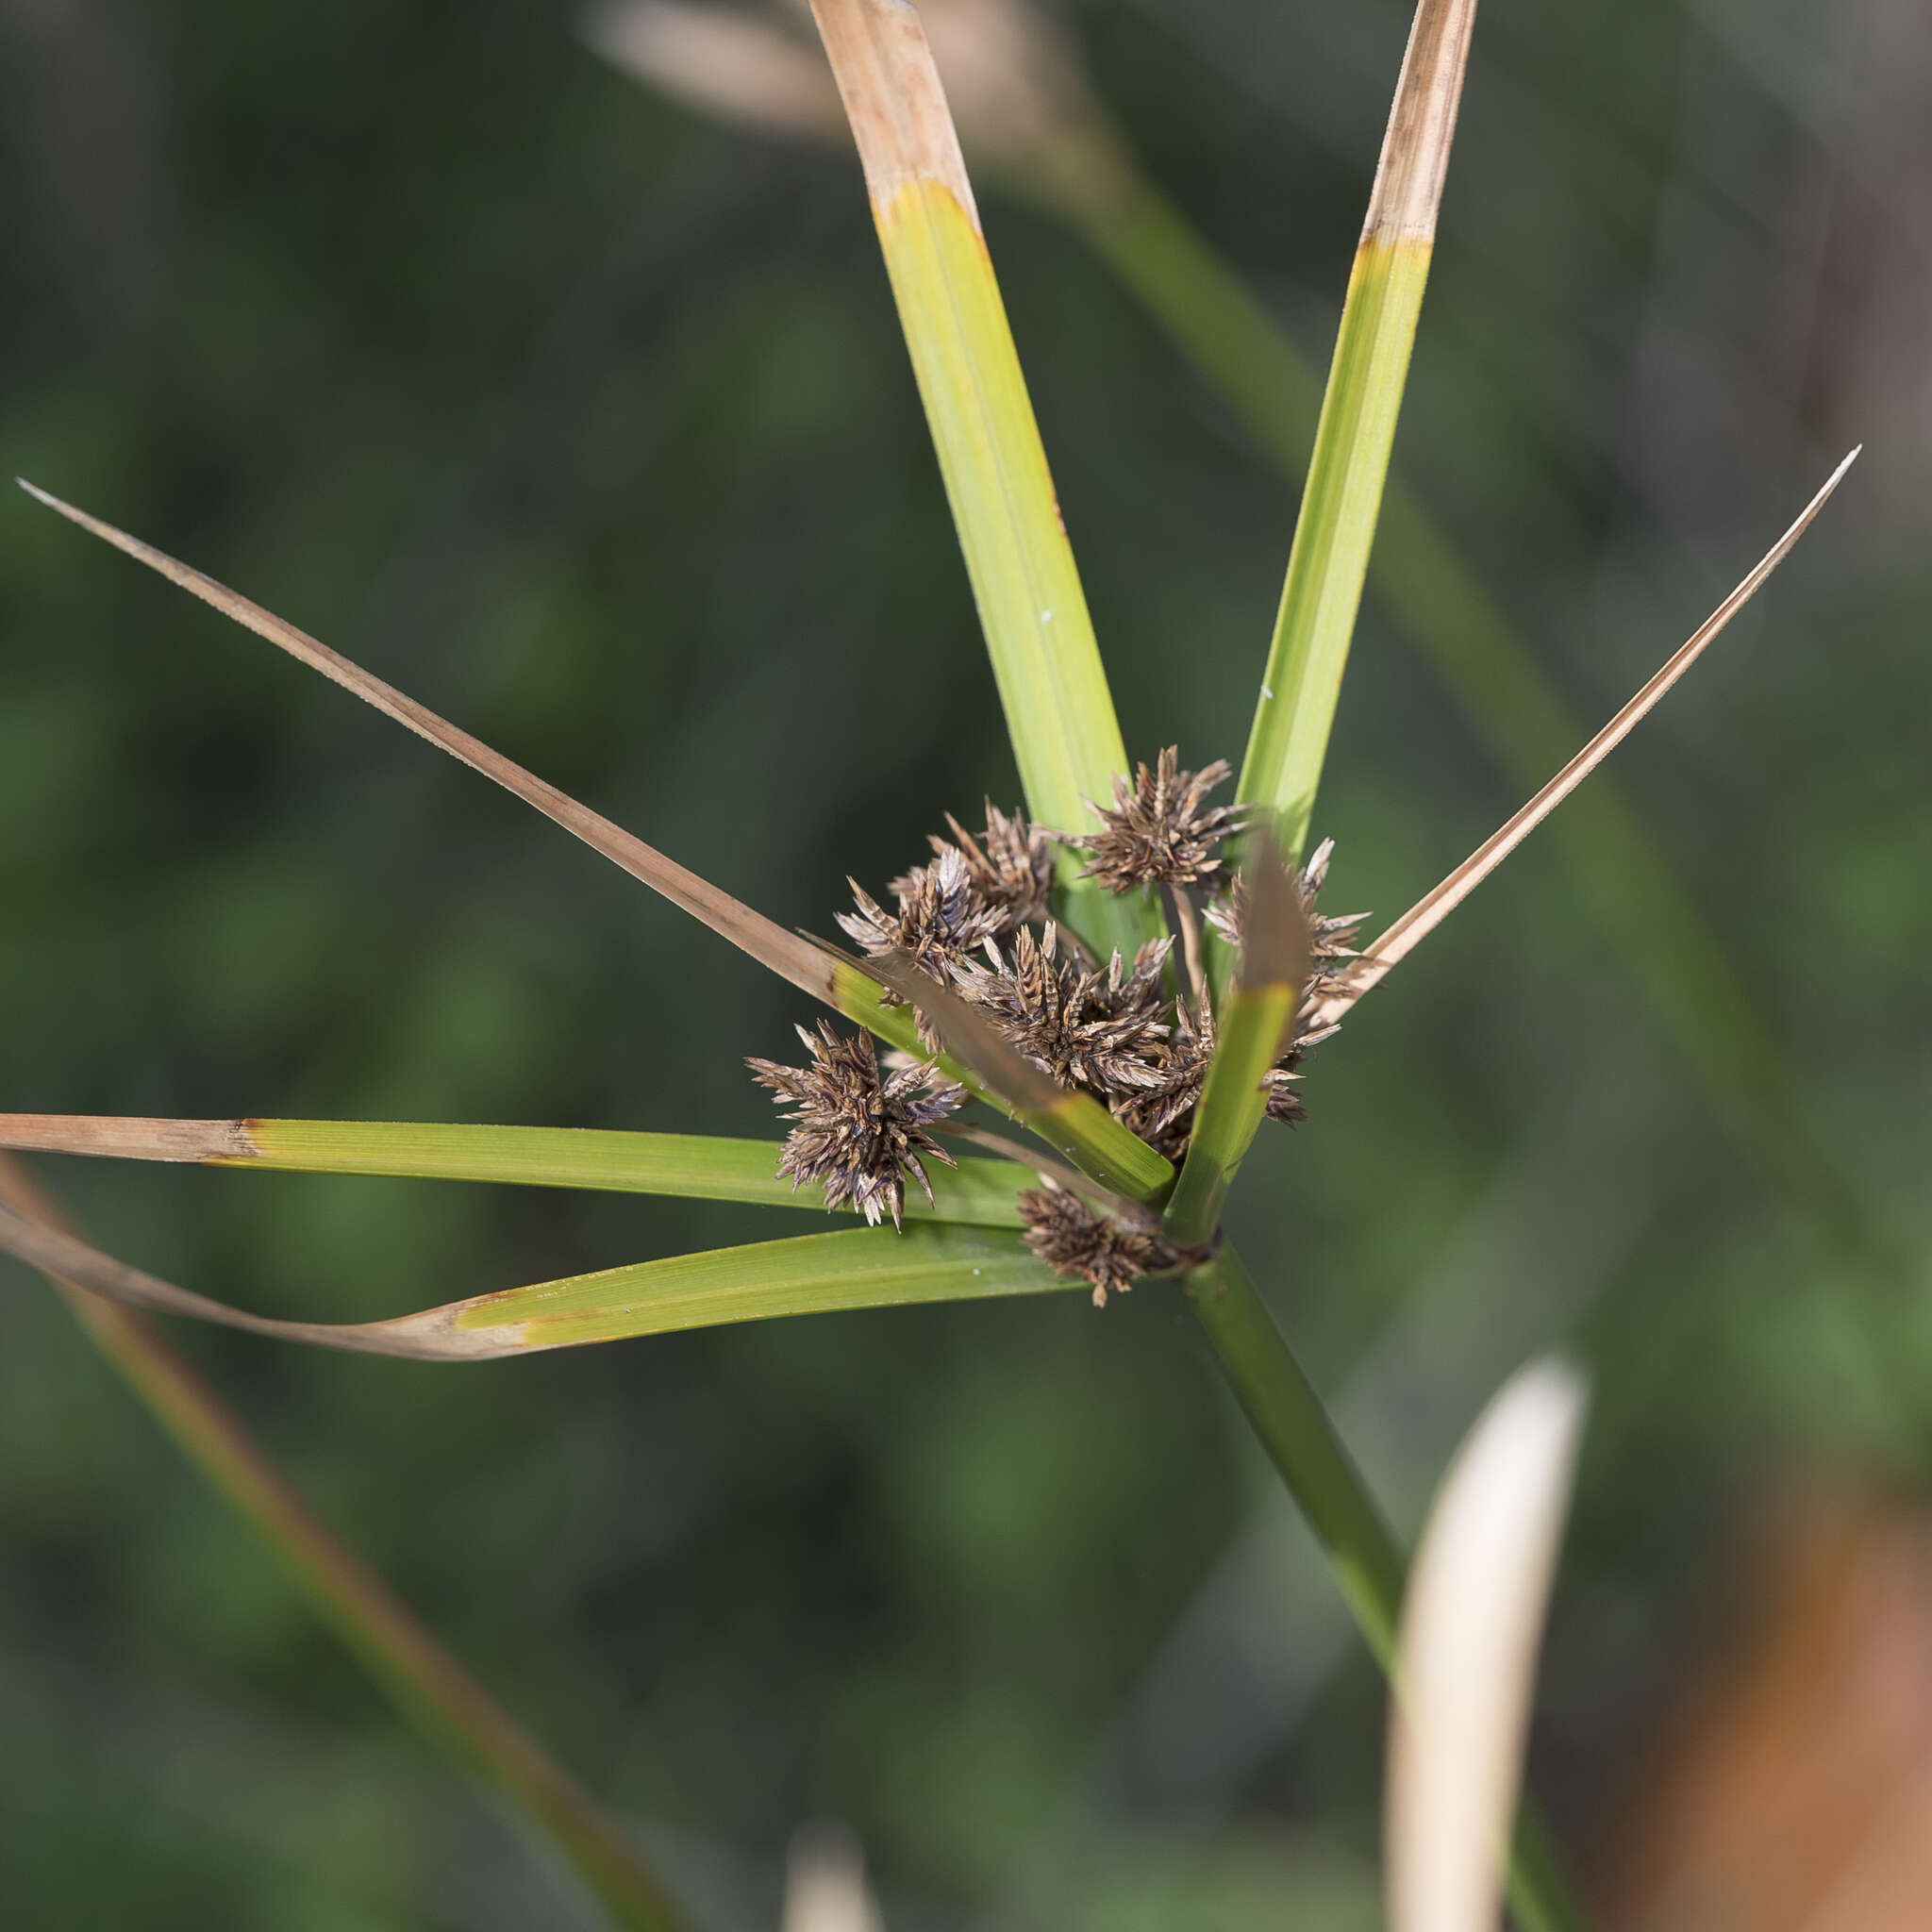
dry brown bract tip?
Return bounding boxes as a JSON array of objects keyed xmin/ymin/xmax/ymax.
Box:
[
  {"xmin": 1018, "ymin": 1183, "xmax": 1178, "ymax": 1307},
  {"xmin": 1067, "ymin": 747, "xmax": 1248, "ymax": 891},
  {"xmin": 1208, "ymin": 838, "xmax": 1367, "ymax": 1008},
  {"xmin": 747, "ymin": 1022, "xmax": 963, "ymax": 1231}
]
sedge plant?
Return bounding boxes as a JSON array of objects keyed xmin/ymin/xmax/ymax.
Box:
[
  {"xmin": 2, "ymin": 1, "xmax": 1856, "ymax": 1925},
  {"xmin": 589, "ymin": 0, "xmax": 1873, "ymax": 1248}
]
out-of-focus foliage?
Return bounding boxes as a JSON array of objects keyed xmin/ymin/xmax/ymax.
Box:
[{"xmin": 0, "ymin": 1, "xmax": 1925, "ymax": 1925}]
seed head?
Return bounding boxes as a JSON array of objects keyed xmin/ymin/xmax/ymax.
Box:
[
  {"xmin": 1108, "ymin": 996, "xmax": 1215, "ymax": 1158},
  {"xmin": 1066, "ymin": 747, "xmax": 1247, "ymax": 891},
  {"xmin": 1018, "ymin": 1184, "xmax": 1177, "ymax": 1307},
  {"xmin": 960, "ymin": 924, "xmax": 1172, "ymax": 1099},
  {"xmin": 841, "ymin": 845, "xmax": 999, "ymax": 983},
  {"xmin": 747, "ymin": 1022, "xmax": 963, "ymax": 1230},
  {"xmin": 895, "ymin": 801, "xmax": 1057, "ymax": 933}
]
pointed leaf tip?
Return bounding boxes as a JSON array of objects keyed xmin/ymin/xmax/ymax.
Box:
[
  {"xmin": 1319, "ymin": 450, "xmax": 1860, "ymax": 1023},
  {"xmin": 20, "ymin": 486, "xmax": 841, "ymax": 1008}
]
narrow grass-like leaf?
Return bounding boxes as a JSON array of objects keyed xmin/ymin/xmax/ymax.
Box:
[
  {"xmin": 1162, "ymin": 838, "xmax": 1310, "ymax": 1247},
  {"xmin": 807, "ymin": 0, "xmax": 1153, "ymax": 961},
  {"xmin": 17, "ymin": 481, "xmax": 840, "ymax": 1007},
  {"xmin": 1310, "ymin": 451, "xmax": 1859, "ymax": 1027},
  {"xmin": 1388, "ymin": 1360, "xmax": 1587, "ymax": 1932},
  {"xmin": 0, "ymin": 1154, "xmax": 687, "ymax": 1932},
  {"xmin": 0, "ymin": 1115, "xmax": 1029, "ymax": 1227},
  {"xmin": 1235, "ymin": 0, "xmax": 1478, "ymax": 865},
  {"xmin": 861, "ymin": 949, "xmax": 1175, "ymax": 1204},
  {"xmin": 0, "ymin": 1212, "xmax": 1071, "ymax": 1359}
]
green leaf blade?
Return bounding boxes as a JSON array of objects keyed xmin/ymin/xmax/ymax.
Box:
[
  {"xmin": 1235, "ymin": 0, "xmax": 1477, "ymax": 863},
  {"xmin": 453, "ymin": 1223, "xmax": 1071, "ymax": 1350},
  {"xmin": 1237, "ymin": 238, "xmax": 1431, "ymax": 862},
  {"xmin": 808, "ymin": 0, "xmax": 1155, "ymax": 960},
  {"xmin": 0, "ymin": 1114, "xmax": 1035, "ymax": 1228}
]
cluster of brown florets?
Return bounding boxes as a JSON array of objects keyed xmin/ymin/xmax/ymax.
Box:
[{"xmin": 748, "ymin": 752, "xmax": 1363, "ymax": 1297}]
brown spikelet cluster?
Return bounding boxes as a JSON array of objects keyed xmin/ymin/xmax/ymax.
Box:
[
  {"xmin": 840, "ymin": 844, "xmax": 997, "ymax": 992},
  {"xmin": 898, "ymin": 802, "xmax": 1057, "ymax": 929},
  {"xmin": 958, "ymin": 925, "xmax": 1173, "ymax": 1096},
  {"xmin": 1066, "ymin": 748, "xmax": 1248, "ymax": 891},
  {"xmin": 746, "ymin": 1023, "xmax": 963, "ymax": 1230},
  {"xmin": 758, "ymin": 751, "xmax": 1360, "ymax": 1244},
  {"xmin": 1017, "ymin": 1185, "xmax": 1178, "ymax": 1307}
]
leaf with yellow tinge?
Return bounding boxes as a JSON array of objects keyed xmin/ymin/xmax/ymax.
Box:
[
  {"xmin": 808, "ymin": 0, "xmax": 1154, "ymax": 961},
  {"xmin": 1236, "ymin": 0, "xmax": 1478, "ymax": 866},
  {"xmin": 0, "ymin": 1114, "xmax": 1032, "ymax": 1227},
  {"xmin": 0, "ymin": 1211, "xmax": 1073, "ymax": 1359}
]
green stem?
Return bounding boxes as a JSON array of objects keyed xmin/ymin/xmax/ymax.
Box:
[
  {"xmin": 0, "ymin": 1155, "xmax": 688, "ymax": 1932},
  {"xmin": 1186, "ymin": 1241, "xmax": 1588, "ymax": 1932}
]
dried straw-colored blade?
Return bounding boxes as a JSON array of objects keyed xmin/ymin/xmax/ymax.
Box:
[
  {"xmin": 584, "ymin": 3, "xmax": 846, "ymax": 143},
  {"xmin": 0, "ymin": 1209, "xmax": 1068, "ymax": 1358},
  {"xmin": 1312, "ymin": 449, "xmax": 1860, "ymax": 1027},
  {"xmin": 1162, "ymin": 837, "xmax": 1311, "ymax": 1247},
  {"xmin": 1387, "ymin": 1359, "xmax": 1588, "ymax": 1932},
  {"xmin": 861, "ymin": 949, "xmax": 1175, "ymax": 1205},
  {"xmin": 17, "ymin": 480, "xmax": 837, "ymax": 1006},
  {"xmin": 0, "ymin": 1114, "xmax": 1031, "ymax": 1226},
  {"xmin": 0, "ymin": 1154, "xmax": 689, "ymax": 1931},
  {"xmin": 1235, "ymin": 0, "xmax": 1479, "ymax": 866},
  {"xmin": 807, "ymin": 0, "xmax": 1153, "ymax": 963}
]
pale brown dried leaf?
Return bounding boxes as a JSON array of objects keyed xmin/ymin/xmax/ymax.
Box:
[
  {"xmin": 1311, "ymin": 450, "xmax": 1860, "ymax": 1026},
  {"xmin": 18, "ymin": 481, "xmax": 837, "ymax": 1005}
]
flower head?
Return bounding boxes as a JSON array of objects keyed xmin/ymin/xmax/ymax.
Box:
[
  {"xmin": 1067, "ymin": 747, "xmax": 1247, "ymax": 891},
  {"xmin": 960, "ymin": 924, "xmax": 1173, "ymax": 1098},
  {"xmin": 896, "ymin": 801, "xmax": 1056, "ymax": 931},
  {"xmin": 747, "ymin": 1023, "xmax": 964, "ymax": 1230},
  {"xmin": 840, "ymin": 845, "xmax": 1000, "ymax": 989},
  {"xmin": 1017, "ymin": 1183, "xmax": 1177, "ymax": 1307}
]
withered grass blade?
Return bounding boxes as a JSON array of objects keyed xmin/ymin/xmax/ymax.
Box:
[
  {"xmin": 1236, "ymin": 0, "xmax": 1479, "ymax": 865},
  {"xmin": 17, "ymin": 480, "xmax": 838, "ymax": 1006},
  {"xmin": 0, "ymin": 1153, "xmax": 689, "ymax": 1931},
  {"xmin": 0, "ymin": 1114, "xmax": 1031, "ymax": 1226},
  {"xmin": 1162, "ymin": 835, "xmax": 1311, "ymax": 1247},
  {"xmin": 0, "ymin": 1209, "xmax": 1070, "ymax": 1358},
  {"xmin": 861, "ymin": 948, "xmax": 1175, "ymax": 1205},
  {"xmin": 1387, "ymin": 1360, "xmax": 1587, "ymax": 1932},
  {"xmin": 1313, "ymin": 449, "xmax": 1860, "ymax": 1026}
]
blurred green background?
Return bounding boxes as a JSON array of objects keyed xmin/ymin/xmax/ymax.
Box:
[{"xmin": 2, "ymin": 0, "xmax": 1926, "ymax": 1925}]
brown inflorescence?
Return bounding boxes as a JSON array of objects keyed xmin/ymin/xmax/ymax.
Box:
[
  {"xmin": 1065, "ymin": 747, "xmax": 1249, "ymax": 891},
  {"xmin": 761, "ymin": 750, "xmax": 1362, "ymax": 1253},
  {"xmin": 747, "ymin": 1022, "xmax": 964, "ymax": 1231},
  {"xmin": 1016, "ymin": 1184, "xmax": 1179, "ymax": 1307}
]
